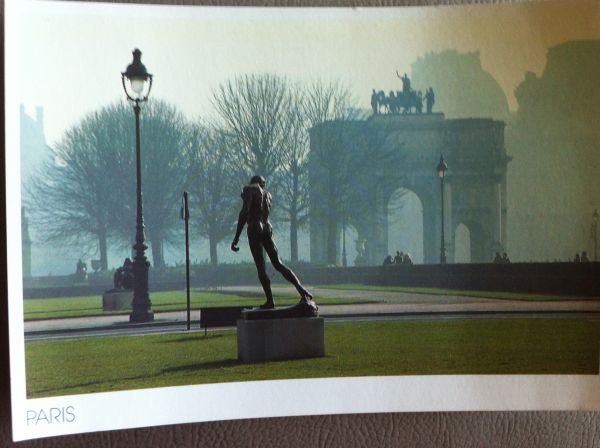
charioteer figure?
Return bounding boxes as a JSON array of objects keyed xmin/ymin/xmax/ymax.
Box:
[{"xmin": 231, "ymin": 175, "xmax": 316, "ymax": 312}]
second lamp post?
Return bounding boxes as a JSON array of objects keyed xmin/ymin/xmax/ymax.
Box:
[
  {"xmin": 122, "ymin": 48, "xmax": 154, "ymax": 323},
  {"xmin": 437, "ymin": 155, "xmax": 448, "ymax": 264}
]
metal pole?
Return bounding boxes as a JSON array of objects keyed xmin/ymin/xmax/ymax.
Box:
[
  {"xmin": 440, "ymin": 174, "xmax": 447, "ymax": 264},
  {"xmin": 183, "ymin": 192, "xmax": 191, "ymax": 330},
  {"xmin": 342, "ymin": 216, "xmax": 347, "ymax": 268},
  {"xmin": 130, "ymin": 101, "xmax": 153, "ymax": 322},
  {"xmin": 592, "ymin": 210, "xmax": 598, "ymax": 262}
]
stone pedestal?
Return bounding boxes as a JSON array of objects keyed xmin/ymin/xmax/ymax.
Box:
[
  {"xmin": 102, "ymin": 289, "xmax": 133, "ymax": 312},
  {"xmin": 237, "ymin": 317, "xmax": 325, "ymax": 363}
]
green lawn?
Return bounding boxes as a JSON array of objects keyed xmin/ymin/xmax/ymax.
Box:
[
  {"xmin": 23, "ymin": 289, "xmax": 378, "ymax": 321},
  {"xmin": 318, "ymin": 284, "xmax": 592, "ymax": 302},
  {"xmin": 25, "ymin": 319, "xmax": 600, "ymax": 398}
]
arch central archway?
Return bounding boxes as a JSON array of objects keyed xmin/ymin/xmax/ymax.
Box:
[
  {"xmin": 454, "ymin": 222, "xmax": 471, "ymax": 263},
  {"xmin": 387, "ymin": 188, "xmax": 424, "ymax": 264}
]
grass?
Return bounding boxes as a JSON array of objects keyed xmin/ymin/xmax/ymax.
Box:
[
  {"xmin": 318, "ymin": 284, "xmax": 592, "ymax": 302},
  {"xmin": 23, "ymin": 289, "xmax": 379, "ymax": 321},
  {"xmin": 25, "ymin": 319, "xmax": 600, "ymax": 398}
]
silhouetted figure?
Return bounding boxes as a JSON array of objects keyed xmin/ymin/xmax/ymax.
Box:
[
  {"xmin": 397, "ymin": 71, "xmax": 411, "ymax": 93},
  {"xmin": 113, "ymin": 258, "xmax": 134, "ymax": 290},
  {"xmin": 394, "ymin": 251, "xmax": 403, "ymax": 265},
  {"xmin": 402, "ymin": 253, "xmax": 413, "ymax": 265},
  {"xmin": 75, "ymin": 259, "xmax": 88, "ymax": 282},
  {"xmin": 425, "ymin": 87, "xmax": 435, "ymax": 114},
  {"xmin": 581, "ymin": 251, "xmax": 590, "ymax": 262},
  {"xmin": 493, "ymin": 252, "xmax": 502, "ymax": 263},
  {"xmin": 416, "ymin": 91, "xmax": 423, "ymax": 114},
  {"xmin": 501, "ymin": 252, "xmax": 511, "ymax": 264},
  {"xmin": 574, "ymin": 253, "xmax": 581, "ymax": 263},
  {"xmin": 371, "ymin": 89, "xmax": 379, "ymax": 115},
  {"xmin": 231, "ymin": 175, "xmax": 313, "ymax": 309},
  {"xmin": 377, "ymin": 90, "xmax": 386, "ymax": 114},
  {"xmin": 383, "ymin": 255, "xmax": 394, "ymax": 266}
]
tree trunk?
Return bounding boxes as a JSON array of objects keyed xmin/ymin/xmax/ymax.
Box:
[
  {"xmin": 99, "ymin": 229, "xmax": 108, "ymax": 271},
  {"xmin": 326, "ymin": 179, "xmax": 338, "ymax": 265},
  {"xmin": 209, "ymin": 235, "xmax": 218, "ymax": 266},
  {"xmin": 290, "ymin": 213, "xmax": 298, "ymax": 263}
]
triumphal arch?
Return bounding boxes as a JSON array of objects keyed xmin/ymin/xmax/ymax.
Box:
[{"xmin": 308, "ymin": 101, "xmax": 510, "ymax": 265}]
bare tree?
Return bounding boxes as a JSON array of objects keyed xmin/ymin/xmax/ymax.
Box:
[
  {"xmin": 304, "ymin": 80, "xmax": 359, "ymax": 264},
  {"xmin": 274, "ymin": 87, "xmax": 311, "ymax": 262},
  {"xmin": 28, "ymin": 100, "xmax": 189, "ymax": 271},
  {"xmin": 27, "ymin": 103, "xmax": 132, "ymax": 270},
  {"xmin": 185, "ymin": 123, "xmax": 240, "ymax": 265},
  {"xmin": 306, "ymin": 80, "xmax": 403, "ymax": 265},
  {"xmin": 211, "ymin": 74, "xmax": 291, "ymax": 186}
]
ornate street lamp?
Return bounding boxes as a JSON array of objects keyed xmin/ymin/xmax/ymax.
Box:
[
  {"xmin": 122, "ymin": 49, "xmax": 154, "ymax": 323},
  {"xmin": 593, "ymin": 209, "xmax": 599, "ymax": 262},
  {"xmin": 436, "ymin": 155, "xmax": 448, "ymax": 264}
]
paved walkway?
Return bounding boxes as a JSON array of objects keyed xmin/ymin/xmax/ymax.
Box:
[{"xmin": 24, "ymin": 286, "xmax": 600, "ymax": 336}]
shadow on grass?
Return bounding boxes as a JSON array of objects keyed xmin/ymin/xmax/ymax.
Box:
[
  {"xmin": 28, "ymin": 356, "xmax": 239, "ymax": 397},
  {"xmin": 159, "ymin": 334, "xmax": 226, "ymax": 344},
  {"xmin": 161, "ymin": 358, "xmax": 239, "ymax": 373}
]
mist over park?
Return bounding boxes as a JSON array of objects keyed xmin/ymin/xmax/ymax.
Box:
[{"xmin": 19, "ymin": 37, "xmax": 600, "ymax": 278}]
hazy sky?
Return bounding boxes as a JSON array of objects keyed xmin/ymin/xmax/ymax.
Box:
[{"xmin": 16, "ymin": 0, "xmax": 600, "ymax": 146}]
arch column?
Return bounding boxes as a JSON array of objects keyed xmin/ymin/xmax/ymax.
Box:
[
  {"xmin": 491, "ymin": 180, "xmax": 504, "ymax": 254},
  {"xmin": 422, "ymin": 198, "xmax": 438, "ymax": 264}
]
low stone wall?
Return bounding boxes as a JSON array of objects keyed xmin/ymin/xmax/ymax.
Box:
[{"xmin": 22, "ymin": 262, "xmax": 600, "ymax": 299}]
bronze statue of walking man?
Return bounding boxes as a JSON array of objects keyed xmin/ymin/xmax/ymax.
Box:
[{"xmin": 231, "ymin": 175, "xmax": 314, "ymax": 310}]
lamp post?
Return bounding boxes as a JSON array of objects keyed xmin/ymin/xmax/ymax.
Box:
[
  {"xmin": 436, "ymin": 155, "xmax": 447, "ymax": 264},
  {"xmin": 342, "ymin": 215, "xmax": 347, "ymax": 268},
  {"xmin": 593, "ymin": 209, "xmax": 599, "ymax": 262},
  {"xmin": 122, "ymin": 49, "xmax": 154, "ymax": 323}
]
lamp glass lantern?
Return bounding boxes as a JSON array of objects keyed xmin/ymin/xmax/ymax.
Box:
[{"xmin": 122, "ymin": 49, "xmax": 153, "ymax": 101}]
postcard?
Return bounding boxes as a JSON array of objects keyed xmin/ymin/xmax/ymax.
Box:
[{"xmin": 6, "ymin": 0, "xmax": 600, "ymax": 441}]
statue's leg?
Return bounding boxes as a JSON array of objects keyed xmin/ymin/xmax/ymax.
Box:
[
  {"xmin": 263, "ymin": 235, "xmax": 313, "ymax": 301},
  {"xmin": 249, "ymin": 236, "xmax": 274, "ymax": 308}
]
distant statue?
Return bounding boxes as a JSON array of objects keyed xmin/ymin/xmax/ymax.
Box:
[
  {"xmin": 493, "ymin": 252, "xmax": 502, "ymax": 263},
  {"xmin": 396, "ymin": 71, "xmax": 411, "ymax": 93},
  {"xmin": 501, "ymin": 252, "xmax": 511, "ymax": 264},
  {"xmin": 376, "ymin": 90, "xmax": 386, "ymax": 114},
  {"xmin": 425, "ymin": 87, "xmax": 435, "ymax": 114},
  {"xmin": 113, "ymin": 258, "xmax": 134, "ymax": 290},
  {"xmin": 416, "ymin": 91, "xmax": 423, "ymax": 114},
  {"xmin": 383, "ymin": 255, "xmax": 393, "ymax": 266},
  {"xmin": 371, "ymin": 89, "xmax": 379, "ymax": 115},
  {"xmin": 75, "ymin": 259, "xmax": 88, "ymax": 282},
  {"xmin": 231, "ymin": 175, "xmax": 316, "ymax": 313},
  {"xmin": 394, "ymin": 251, "xmax": 403, "ymax": 265},
  {"xmin": 402, "ymin": 253, "xmax": 413, "ymax": 265},
  {"xmin": 574, "ymin": 253, "xmax": 581, "ymax": 263},
  {"xmin": 581, "ymin": 251, "xmax": 590, "ymax": 262}
]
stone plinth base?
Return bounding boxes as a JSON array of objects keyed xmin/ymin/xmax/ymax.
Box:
[
  {"xmin": 102, "ymin": 289, "xmax": 133, "ymax": 311},
  {"xmin": 237, "ymin": 317, "xmax": 325, "ymax": 363}
]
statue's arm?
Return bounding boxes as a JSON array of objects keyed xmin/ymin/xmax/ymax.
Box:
[{"xmin": 232, "ymin": 188, "xmax": 251, "ymax": 251}]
